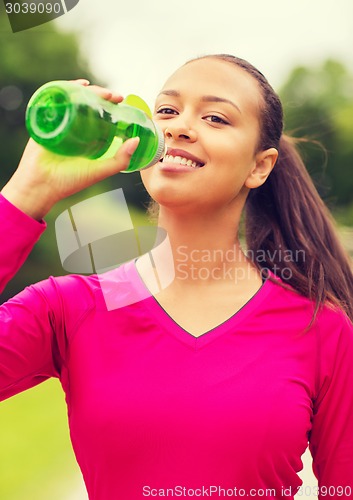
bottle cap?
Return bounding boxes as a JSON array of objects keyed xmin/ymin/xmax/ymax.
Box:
[{"xmin": 139, "ymin": 123, "xmax": 166, "ymax": 170}]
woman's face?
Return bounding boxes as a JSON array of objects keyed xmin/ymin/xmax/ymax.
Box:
[{"xmin": 140, "ymin": 57, "xmax": 275, "ymax": 214}]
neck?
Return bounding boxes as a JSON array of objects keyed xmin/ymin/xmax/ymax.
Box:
[{"xmin": 149, "ymin": 204, "xmax": 258, "ymax": 287}]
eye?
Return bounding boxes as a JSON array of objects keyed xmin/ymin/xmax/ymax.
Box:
[
  {"xmin": 156, "ymin": 107, "xmax": 178, "ymax": 115},
  {"xmin": 204, "ymin": 115, "xmax": 229, "ymax": 125}
]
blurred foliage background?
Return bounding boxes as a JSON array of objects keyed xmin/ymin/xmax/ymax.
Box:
[
  {"xmin": 280, "ymin": 59, "xmax": 353, "ymax": 210},
  {"xmin": 0, "ymin": 9, "xmax": 353, "ymax": 500}
]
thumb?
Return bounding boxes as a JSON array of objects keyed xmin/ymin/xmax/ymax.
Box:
[
  {"xmin": 93, "ymin": 136, "xmax": 141, "ymax": 180},
  {"xmin": 112, "ymin": 136, "xmax": 140, "ymax": 172},
  {"xmin": 118, "ymin": 136, "xmax": 140, "ymax": 159}
]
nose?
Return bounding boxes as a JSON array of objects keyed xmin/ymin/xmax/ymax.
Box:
[{"xmin": 164, "ymin": 116, "xmax": 197, "ymax": 142}]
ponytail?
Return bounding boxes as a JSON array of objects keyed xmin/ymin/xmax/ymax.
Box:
[{"xmin": 245, "ymin": 134, "xmax": 353, "ymax": 323}]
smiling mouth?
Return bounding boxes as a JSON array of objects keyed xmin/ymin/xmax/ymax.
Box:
[{"xmin": 159, "ymin": 154, "xmax": 205, "ymax": 169}]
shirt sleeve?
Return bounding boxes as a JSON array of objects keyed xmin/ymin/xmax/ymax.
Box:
[
  {"xmin": 0, "ymin": 193, "xmax": 65, "ymax": 400},
  {"xmin": 0, "ymin": 193, "xmax": 46, "ymax": 294},
  {"xmin": 309, "ymin": 309, "xmax": 353, "ymax": 499}
]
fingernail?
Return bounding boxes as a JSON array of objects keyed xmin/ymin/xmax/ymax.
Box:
[
  {"xmin": 126, "ymin": 137, "xmax": 140, "ymax": 155},
  {"xmin": 77, "ymin": 79, "xmax": 90, "ymax": 86}
]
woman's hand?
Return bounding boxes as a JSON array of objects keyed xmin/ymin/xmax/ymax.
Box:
[{"xmin": 1, "ymin": 80, "xmax": 140, "ymax": 220}]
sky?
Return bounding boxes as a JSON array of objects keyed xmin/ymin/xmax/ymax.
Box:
[{"xmin": 55, "ymin": 0, "xmax": 353, "ymax": 109}]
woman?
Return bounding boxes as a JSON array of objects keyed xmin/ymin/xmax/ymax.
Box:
[{"xmin": 1, "ymin": 55, "xmax": 353, "ymax": 499}]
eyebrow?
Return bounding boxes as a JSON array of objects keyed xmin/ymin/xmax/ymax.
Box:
[{"xmin": 157, "ymin": 90, "xmax": 242, "ymax": 114}]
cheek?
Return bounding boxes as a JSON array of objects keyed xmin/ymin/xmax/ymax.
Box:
[{"xmin": 211, "ymin": 144, "xmax": 243, "ymax": 177}]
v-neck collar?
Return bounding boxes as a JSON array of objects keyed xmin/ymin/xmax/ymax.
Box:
[{"xmin": 123, "ymin": 259, "xmax": 277, "ymax": 350}]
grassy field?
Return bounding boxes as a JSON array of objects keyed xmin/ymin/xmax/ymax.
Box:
[{"xmin": 0, "ymin": 380, "xmax": 85, "ymax": 500}]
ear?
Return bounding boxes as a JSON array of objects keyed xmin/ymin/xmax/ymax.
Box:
[{"xmin": 245, "ymin": 148, "xmax": 278, "ymax": 189}]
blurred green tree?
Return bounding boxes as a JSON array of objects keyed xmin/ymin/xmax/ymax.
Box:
[{"xmin": 279, "ymin": 59, "xmax": 353, "ymax": 207}]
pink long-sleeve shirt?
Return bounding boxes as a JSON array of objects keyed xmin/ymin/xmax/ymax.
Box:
[{"xmin": 1, "ymin": 193, "xmax": 353, "ymax": 499}]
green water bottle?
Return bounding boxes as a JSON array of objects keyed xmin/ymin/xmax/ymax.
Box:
[{"xmin": 25, "ymin": 80, "xmax": 165, "ymax": 173}]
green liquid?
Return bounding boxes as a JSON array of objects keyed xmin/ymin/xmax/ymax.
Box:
[
  {"xmin": 104, "ymin": 106, "xmax": 160, "ymax": 172},
  {"xmin": 26, "ymin": 84, "xmax": 116, "ymax": 158},
  {"xmin": 26, "ymin": 82, "xmax": 163, "ymax": 171}
]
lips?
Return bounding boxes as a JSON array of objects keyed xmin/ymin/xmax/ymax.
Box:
[{"xmin": 160, "ymin": 148, "xmax": 205, "ymax": 168}]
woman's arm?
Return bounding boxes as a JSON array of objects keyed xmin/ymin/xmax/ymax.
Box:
[
  {"xmin": 0, "ymin": 194, "xmax": 63, "ymax": 400},
  {"xmin": 0, "ymin": 194, "xmax": 45, "ymax": 293},
  {"xmin": 0, "ymin": 82, "xmax": 138, "ymax": 398},
  {"xmin": 309, "ymin": 310, "xmax": 353, "ymax": 499}
]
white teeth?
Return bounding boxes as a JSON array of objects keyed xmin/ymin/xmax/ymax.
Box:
[{"xmin": 163, "ymin": 154, "xmax": 202, "ymax": 168}]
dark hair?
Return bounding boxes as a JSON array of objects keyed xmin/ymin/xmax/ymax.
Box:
[{"xmin": 149, "ymin": 54, "xmax": 353, "ymax": 323}]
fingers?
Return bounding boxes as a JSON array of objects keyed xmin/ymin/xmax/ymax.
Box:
[
  {"xmin": 70, "ymin": 79, "xmax": 124, "ymax": 103},
  {"xmin": 122, "ymin": 137, "xmax": 140, "ymax": 156},
  {"xmin": 87, "ymin": 85, "xmax": 124, "ymax": 103},
  {"xmin": 71, "ymin": 79, "xmax": 90, "ymax": 86},
  {"xmin": 108, "ymin": 137, "xmax": 141, "ymax": 171}
]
